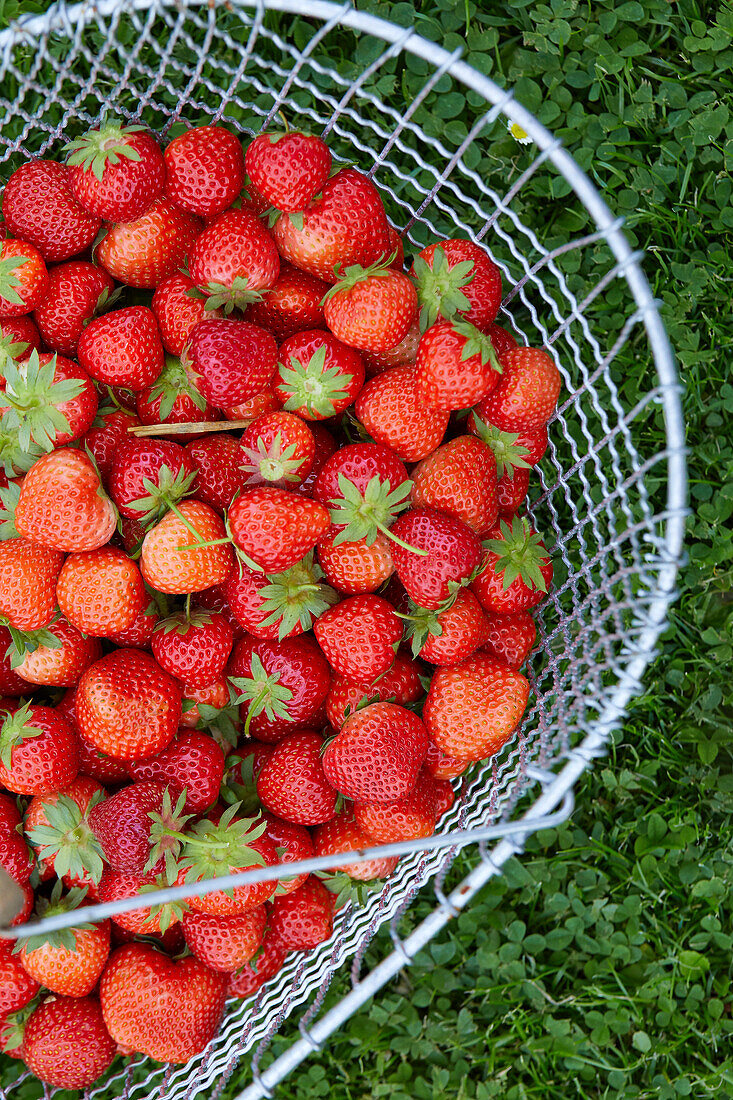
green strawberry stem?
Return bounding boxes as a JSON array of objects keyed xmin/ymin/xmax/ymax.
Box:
[
  {"xmin": 374, "ymin": 517, "xmax": 428, "ymax": 556},
  {"xmin": 163, "ymin": 498, "xmax": 226, "ymax": 552},
  {"xmin": 242, "ymin": 686, "xmax": 269, "ymax": 739}
]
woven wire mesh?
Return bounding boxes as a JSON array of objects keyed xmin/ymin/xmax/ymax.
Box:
[{"xmin": 0, "ymin": 1, "xmax": 686, "ymax": 1097}]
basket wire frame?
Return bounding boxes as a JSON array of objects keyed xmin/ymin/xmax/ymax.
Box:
[{"xmin": 0, "ymin": 1, "xmax": 686, "ymax": 1097}]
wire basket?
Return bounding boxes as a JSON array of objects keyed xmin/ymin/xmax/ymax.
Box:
[{"xmin": 0, "ymin": 1, "xmax": 687, "ymax": 1097}]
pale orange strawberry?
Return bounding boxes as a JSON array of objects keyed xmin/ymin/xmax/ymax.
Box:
[
  {"xmin": 56, "ymin": 546, "xmax": 147, "ymax": 637},
  {"xmin": 0, "ymin": 539, "xmax": 63, "ymax": 631},
  {"xmin": 14, "ymin": 449, "xmax": 117, "ymax": 552},
  {"xmin": 317, "ymin": 530, "xmax": 394, "ymax": 594},
  {"xmin": 17, "ymin": 884, "xmax": 110, "ymax": 998},
  {"xmin": 410, "ymin": 435, "xmax": 498, "ymax": 535},
  {"xmin": 141, "ymin": 500, "xmax": 234, "ymax": 593},
  {"xmin": 14, "ymin": 615, "xmax": 102, "ymax": 687},
  {"xmin": 96, "ymin": 198, "xmax": 202, "ymax": 289}
]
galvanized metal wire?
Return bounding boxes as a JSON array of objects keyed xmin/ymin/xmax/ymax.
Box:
[{"xmin": 0, "ymin": 1, "xmax": 686, "ymax": 1096}]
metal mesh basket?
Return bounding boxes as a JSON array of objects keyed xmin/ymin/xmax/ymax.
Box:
[{"xmin": 0, "ymin": 2, "xmax": 686, "ymax": 1097}]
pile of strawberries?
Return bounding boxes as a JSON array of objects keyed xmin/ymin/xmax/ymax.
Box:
[{"xmin": 0, "ymin": 119, "xmax": 560, "ymax": 1091}]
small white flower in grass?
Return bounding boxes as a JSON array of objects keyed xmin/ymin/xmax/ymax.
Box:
[{"xmin": 507, "ymin": 120, "xmax": 532, "ymax": 145}]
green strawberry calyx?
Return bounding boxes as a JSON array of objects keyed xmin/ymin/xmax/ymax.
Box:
[
  {"xmin": 0, "ymin": 251, "xmax": 33, "ymax": 309},
  {"xmin": 126, "ymin": 464, "xmax": 198, "ymax": 527},
  {"xmin": 254, "ymin": 553, "xmax": 338, "ymax": 642},
  {"xmin": 0, "ymin": 702, "xmax": 45, "ymax": 772},
  {"xmin": 0, "ymin": 326, "xmax": 31, "ymax": 373},
  {"xmin": 0, "ymin": 351, "xmax": 83, "ymax": 454},
  {"xmin": 451, "ymin": 320, "xmax": 502, "ymax": 374},
  {"xmin": 193, "ymin": 695, "xmax": 243, "ymax": 748},
  {"xmin": 229, "ymin": 654, "xmax": 294, "ymax": 738},
  {"xmin": 63, "ymin": 120, "xmax": 145, "ymax": 181},
  {"xmin": 3, "ymin": 616, "xmax": 63, "ymax": 670},
  {"xmin": 0, "ymin": 479, "xmax": 20, "ymax": 540},
  {"xmin": 483, "ymin": 516, "xmax": 550, "ymax": 593},
  {"xmin": 278, "ymin": 346, "xmax": 353, "ymax": 419},
  {"xmin": 142, "ymin": 353, "xmax": 208, "ymax": 422},
  {"xmin": 155, "ymin": 609, "xmax": 213, "ymax": 636},
  {"xmin": 1, "ymin": 997, "xmax": 39, "ymax": 1053},
  {"xmin": 240, "ymin": 430, "xmax": 308, "ymax": 487},
  {"xmin": 0, "ymin": 417, "xmax": 43, "ymax": 478},
  {"xmin": 314, "ymin": 870, "xmax": 383, "ymax": 911},
  {"xmin": 144, "ymin": 787, "xmax": 194, "ymax": 877},
  {"xmin": 190, "ymin": 277, "xmax": 264, "ymax": 315},
  {"xmin": 13, "ymin": 881, "xmax": 95, "ymax": 956},
  {"xmin": 26, "ymin": 790, "xmax": 106, "ymax": 887},
  {"xmin": 470, "ymin": 418, "xmax": 531, "ymax": 478},
  {"xmin": 399, "ymin": 600, "xmax": 445, "ymax": 658},
  {"xmin": 323, "ymin": 251, "xmax": 399, "ymax": 302},
  {"xmin": 412, "ymin": 246, "xmax": 475, "ymax": 332},
  {"xmin": 176, "ymin": 802, "xmax": 268, "ymax": 895},
  {"xmin": 136, "ymin": 866, "xmax": 190, "ymax": 932},
  {"xmin": 328, "ymin": 473, "xmax": 428, "ymax": 556},
  {"xmin": 219, "ymin": 752, "xmax": 261, "ymax": 814}
]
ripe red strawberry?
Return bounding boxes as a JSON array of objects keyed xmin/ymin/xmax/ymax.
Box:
[
  {"xmin": 482, "ymin": 610, "xmax": 536, "ymax": 669},
  {"xmin": 152, "ymin": 271, "xmax": 220, "ymax": 355},
  {"xmin": 246, "ymin": 131, "xmax": 331, "ymax": 211},
  {"xmin": 152, "ymin": 611, "xmax": 234, "ymax": 687},
  {"xmin": 0, "ymin": 538, "xmax": 63, "ymax": 631},
  {"xmin": 404, "ymin": 588, "xmax": 488, "ymax": 666},
  {"xmin": 96, "ymin": 198, "xmax": 202, "ymax": 288},
  {"xmin": 12, "ymin": 614, "xmax": 102, "ymax": 686},
  {"xmin": 424, "ymin": 738, "xmax": 469, "ymax": 780},
  {"xmin": 189, "ymin": 317, "xmax": 277, "ymax": 406},
  {"xmin": 423, "ymin": 652, "xmax": 529, "ymax": 761},
  {"xmin": 256, "ymin": 731, "xmax": 337, "ymax": 825},
  {"xmin": 469, "ymin": 412, "xmax": 549, "ymax": 470},
  {"xmin": 415, "ymin": 320, "xmax": 501, "ymax": 410},
  {"xmin": 496, "ymin": 466, "xmax": 530, "ymax": 516},
  {"xmin": 25, "ymin": 776, "xmax": 106, "ymax": 893},
  {"xmin": 83, "ymin": 407, "xmax": 141, "ymax": 482},
  {"xmin": 185, "ymin": 434, "xmax": 248, "ymax": 511},
  {"xmin": 478, "ymin": 347, "xmax": 561, "ymax": 430},
  {"xmin": 246, "ymin": 262, "xmax": 327, "ymax": 339},
  {"xmin": 292, "ymin": 423, "xmax": 338, "ymax": 498},
  {"xmin": 0, "ymin": 939, "xmax": 40, "ymax": 1016},
  {"xmin": 190, "ymin": 208, "xmax": 280, "ymax": 312},
  {"xmin": 312, "ymin": 441, "xmax": 410, "ymax": 546},
  {"xmin": 0, "ymin": 701, "xmax": 78, "ymax": 795},
  {"xmin": 17, "ymin": 885, "xmax": 111, "ymax": 997},
  {"xmin": 179, "ymin": 804, "xmax": 278, "ymax": 915},
  {"xmin": 0, "ymin": 627, "xmax": 33, "ymax": 696},
  {"xmin": 223, "ymin": 553, "xmax": 336, "ymax": 641},
  {"xmin": 241, "ymin": 410, "xmax": 315, "ymax": 488},
  {"xmin": 355, "ymin": 366, "xmax": 449, "ymax": 462},
  {"xmin": 228, "ymin": 486, "xmax": 330, "ymax": 573},
  {"xmin": 411, "ymin": 239, "xmax": 502, "ymax": 331},
  {"xmin": 99, "ymin": 943, "xmax": 227, "ymax": 1063},
  {"xmin": 140, "ymin": 499, "xmax": 234, "ymax": 594},
  {"xmin": 410, "ymin": 435, "xmax": 498, "ymax": 535},
  {"xmin": 65, "ymin": 122, "xmax": 164, "ymax": 220},
  {"xmin": 135, "ymin": 351, "xmax": 214, "ymax": 428},
  {"xmin": 314, "ymin": 594, "xmax": 402, "ymax": 682},
  {"xmin": 317, "ymin": 530, "xmax": 394, "ymax": 594},
  {"xmin": 2, "ymin": 160, "xmax": 101, "ymax": 262},
  {"xmin": 354, "ymin": 768, "xmax": 438, "ymax": 843},
  {"xmin": 273, "ymin": 167, "xmax": 392, "ymax": 283},
  {"xmin": 228, "ymin": 923, "xmax": 289, "ymax": 998},
  {"xmin": 325, "ymin": 649, "xmax": 423, "ymax": 729},
  {"xmin": 263, "ymin": 813, "xmax": 314, "ymax": 895},
  {"xmin": 182, "ymin": 907, "xmax": 266, "ymax": 973},
  {"xmin": 323, "ymin": 258, "xmax": 417, "ymax": 353},
  {"xmin": 0, "ymin": 238, "xmax": 49, "ymax": 315},
  {"xmin": 471, "ymin": 517, "xmax": 553, "ymax": 614},
  {"xmin": 390, "ymin": 508, "xmax": 483, "ymax": 611},
  {"xmin": 276, "ymin": 329, "xmax": 365, "ymax": 420},
  {"xmin": 78, "ymin": 305, "xmax": 164, "ymax": 391},
  {"xmin": 75, "ymin": 648, "xmax": 183, "ymax": 759},
  {"xmin": 128, "ymin": 729, "xmax": 225, "ymax": 814},
  {"xmin": 15, "ymin": 448, "xmax": 117, "ymax": 552},
  {"xmin": 485, "ymin": 322, "xmax": 518, "ymax": 358},
  {"xmin": 269, "ymin": 876, "xmax": 333, "ymax": 950},
  {"xmin": 56, "ymin": 546, "xmax": 147, "ymax": 637},
  {"xmin": 164, "ymin": 125, "xmax": 245, "ymax": 218},
  {"xmin": 108, "ymin": 436, "xmax": 198, "ymax": 524},
  {"xmin": 32, "ymin": 260, "xmax": 114, "ymax": 356},
  {"xmin": 89, "ymin": 780, "xmax": 186, "ymax": 874},
  {"xmin": 323, "ymin": 701, "xmax": 428, "ymax": 802},
  {"xmin": 312, "ymin": 810, "xmax": 398, "ymax": 881},
  {"xmin": 0, "ymin": 315, "xmax": 41, "ymax": 367},
  {"xmin": 0, "ymin": 791, "xmax": 33, "ymax": 883},
  {"xmin": 22, "ymin": 994, "xmax": 116, "ymax": 1089},
  {"xmin": 227, "ymin": 633, "xmax": 332, "ymax": 740},
  {"xmin": 362, "ymin": 320, "xmax": 420, "ymax": 377},
  {"xmin": 221, "ymin": 388, "xmax": 281, "ymax": 424}
]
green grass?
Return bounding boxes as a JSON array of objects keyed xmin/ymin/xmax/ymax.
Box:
[{"xmin": 0, "ymin": 0, "xmax": 732, "ymax": 1097}]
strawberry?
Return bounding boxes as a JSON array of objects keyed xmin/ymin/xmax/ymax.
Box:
[
  {"xmin": 485, "ymin": 322, "xmax": 518, "ymax": 357},
  {"xmin": 222, "ymin": 388, "xmax": 281, "ymax": 424},
  {"xmin": 354, "ymin": 768, "xmax": 438, "ymax": 843},
  {"xmin": 0, "ymin": 627, "xmax": 32, "ymax": 696},
  {"xmin": 241, "ymin": 410, "xmax": 315, "ymax": 487},
  {"xmin": 56, "ymin": 546, "xmax": 147, "ymax": 637},
  {"xmin": 256, "ymin": 731, "xmax": 337, "ymax": 825},
  {"xmin": 312, "ymin": 440, "xmax": 411, "ymax": 549},
  {"xmin": 410, "ymin": 435, "xmax": 498, "ymax": 535},
  {"xmin": 65, "ymin": 122, "xmax": 164, "ymax": 221},
  {"xmin": 12, "ymin": 614, "xmax": 102, "ymax": 686},
  {"xmin": 75, "ymin": 648, "xmax": 183, "ymax": 759},
  {"xmin": 314, "ymin": 594, "xmax": 402, "ymax": 682},
  {"xmin": 362, "ymin": 320, "xmax": 420, "ymax": 376},
  {"xmin": 140, "ymin": 499, "xmax": 234, "ymax": 594},
  {"xmin": 152, "ymin": 271, "xmax": 220, "ymax": 355},
  {"xmin": 0, "ymin": 702, "xmax": 78, "ymax": 795},
  {"xmin": 276, "ymin": 328, "xmax": 365, "ymax": 420},
  {"xmin": 272, "ymin": 167, "xmax": 392, "ymax": 283},
  {"xmin": 0, "ymin": 791, "xmax": 33, "ymax": 883},
  {"xmin": 478, "ymin": 347, "xmax": 561, "ymax": 430},
  {"xmin": 0, "ymin": 316, "xmax": 41, "ymax": 368},
  {"xmin": 16, "ymin": 884, "xmax": 110, "ymax": 997},
  {"xmin": 189, "ymin": 317, "xmax": 278, "ymax": 406},
  {"xmin": 0, "ymin": 539, "xmax": 63, "ymax": 631},
  {"xmin": 482, "ymin": 610, "xmax": 536, "ymax": 669},
  {"xmin": 77, "ymin": 305, "xmax": 164, "ymax": 391},
  {"xmin": 185, "ymin": 434, "xmax": 248, "ymax": 512},
  {"xmin": 89, "ymin": 780, "xmax": 186, "ymax": 874},
  {"xmin": 151, "ymin": 611, "xmax": 234, "ymax": 687},
  {"xmin": 246, "ymin": 262, "xmax": 327, "ymax": 339},
  {"xmin": 32, "ymin": 260, "xmax": 114, "ymax": 356},
  {"xmin": 99, "ymin": 943, "xmax": 227, "ymax": 1063},
  {"xmin": 312, "ymin": 810, "xmax": 398, "ymax": 881},
  {"xmin": 415, "ymin": 320, "xmax": 501, "ymax": 410},
  {"xmin": 496, "ymin": 466, "xmax": 530, "ymax": 516},
  {"xmin": 182, "ymin": 907, "xmax": 266, "ymax": 972},
  {"xmin": 292, "ymin": 423, "xmax": 338, "ymax": 498},
  {"xmin": 245, "ymin": 130, "xmax": 331, "ymax": 211},
  {"xmin": 0, "ymin": 238, "xmax": 49, "ymax": 315},
  {"xmin": 469, "ymin": 413, "xmax": 549, "ymax": 471},
  {"xmin": 179, "ymin": 804, "xmax": 278, "ymax": 915},
  {"xmin": 355, "ymin": 366, "xmax": 449, "ymax": 462},
  {"xmin": 191, "ymin": 582, "xmax": 245, "ymax": 639},
  {"xmin": 411, "ymin": 239, "xmax": 502, "ymax": 332},
  {"xmin": 269, "ymin": 876, "xmax": 333, "ymax": 950},
  {"xmin": 0, "ymin": 940, "xmax": 40, "ymax": 1016},
  {"xmin": 317, "ymin": 529, "xmax": 394, "ymax": 594},
  {"xmin": 227, "ymin": 633, "xmax": 332, "ymax": 740},
  {"xmin": 322, "ymin": 701, "xmax": 428, "ymax": 801},
  {"xmin": 127, "ymin": 729, "xmax": 225, "ymax": 814},
  {"xmin": 136, "ymin": 351, "xmax": 213, "ymax": 428},
  {"xmin": 108, "ymin": 436, "xmax": 198, "ymax": 524},
  {"xmin": 390, "ymin": 508, "xmax": 483, "ymax": 611},
  {"xmin": 0, "ymin": 351, "xmax": 98, "ymax": 454},
  {"xmin": 83, "ymin": 407, "xmax": 141, "ymax": 482},
  {"xmin": 21, "ymin": 994, "xmax": 116, "ymax": 1089},
  {"xmin": 223, "ymin": 554, "xmax": 336, "ymax": 641},
  {"xmin": 323, "ymin": 257, "xmax": 417, "ymax": 353},
  {"xmin": 263, "ymin": 813, "xmax": 314, "ymax": 894},
  {"xmin": 96, "ymin": 198, "xmax": 202, "ymax": 288},
  {"xmin": 228, "ymin": 923, "xmax": 289, "ymax": 998},
  {"xmin": 424, "ymin": 738, "xmax": 469, "ymax": 780},
  {"xmin": 404, "ymin": 588, "xmax": 488, "ymax": 666},
  {"xmin": 325, "ymin": 649, "xmax": 423, "ymax": 729},
  {"xmin": 98, "ymin": 867, "xmax": 187, "ymax": 936},
  {"xmin": 471, "ymin": 517, "xmax": 553, "ymax": 614},
  {"xmin": 423, "ymin": 652, "xmax": 529, "ymax": 761},
  {"xmin": 2, "ymin": 160, "xmax": 101, "ymax": 262},
  {"xmin": 105, "ymin": 601, "xmax": 159, "ymax": 650},
  {"xmin": 190, "ymin": 208, "xmax": 280, "ymax": 312},
  {"xmin": 164, "ymin": 125, "xmax": 245, "ymax": 218},
  {"xmin": 25, "ymin": 777, "xmax": 106, "ymax": 893},
  {"xmin": 15, "ymin": 448, "xmax": 116, "ymax": 552},
  {"xmin": 228, "ymin": 486, "xmax": 330, "ymax": 573}
]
